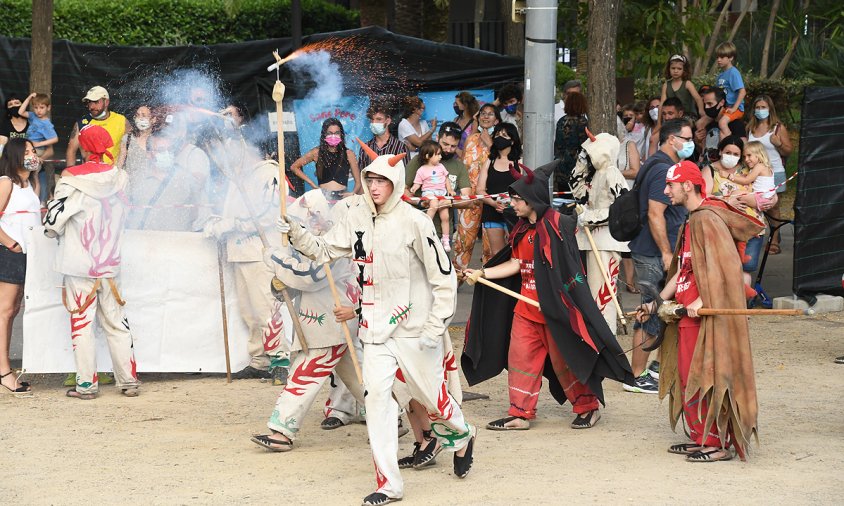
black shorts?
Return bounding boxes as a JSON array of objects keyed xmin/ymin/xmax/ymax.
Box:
[{"xmin": 0, "ymin": 245, "xmax": 26, "ymax": 285}]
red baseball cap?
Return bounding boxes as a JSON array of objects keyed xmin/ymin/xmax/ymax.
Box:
[{"xmin": 666, "ymin": 160, "xmax": 706, "ymax": 195}]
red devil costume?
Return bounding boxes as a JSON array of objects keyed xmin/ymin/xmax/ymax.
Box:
[{"xmin": 462, "ymin": 162, "xmax": 634, "ymax": 429}]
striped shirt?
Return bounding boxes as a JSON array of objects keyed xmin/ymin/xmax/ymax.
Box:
[{"xmin": 358, "ymin": 134, "xmax": 410, "ymax": 167}]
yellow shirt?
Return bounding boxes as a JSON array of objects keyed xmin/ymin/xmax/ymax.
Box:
[{"xmin": 79, "ymin": 111, "xmax": 127, "ymax": 164}]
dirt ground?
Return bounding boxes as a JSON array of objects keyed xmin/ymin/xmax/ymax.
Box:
[{"xmin": 2, "ymin": 311, "xmax": 843, "ymax": 505}]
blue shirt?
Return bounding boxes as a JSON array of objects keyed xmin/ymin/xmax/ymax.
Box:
[
  {"xmin": 628, "ymin": 150, "xmax": 688, "ymax": 257},
  {"xmin": 27, "ymin": 116, "xmax": 57, "ymax": 143},
  {"xmin": 717, "ymin": 66, "xmax": 745, "ymax": 111}
]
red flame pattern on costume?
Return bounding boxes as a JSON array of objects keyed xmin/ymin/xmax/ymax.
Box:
[
  {"xmin": 428, "ymin": 381, "xmax": 454, "ymax": 421},
  {"xmin": 345, "ymin": 281, "xmax": 360, "ymax": 305},
  {"xmin": 263, "ymin": 301, "xmax": 284, "ymax": 352},
  {"xmin": 374, "ymin": 459, "xmax": 388, "ymax": 491},
  {"xmin": 80, "ymin": 199, "xmax": 121, "ymax": 277},
  {"xmin": 595, "ymin": 257, "xmax": 619, "ymax": 312},
  {"xmin": 284, "ymin": 345, "xmax": 346, "ymax": 396},
  {"xmin": 69, "ymin": 290, "xmax": 96, "ymax": 351},
  {"xmin": 443, "ymin": 350, "xmax": 457, "ymax": 379}
]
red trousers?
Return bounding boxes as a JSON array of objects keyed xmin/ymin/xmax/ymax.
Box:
[
  {"xmin": 508, "ymin": 313, "xmax": 599, "ymax": 419},
  {"xmin": 678, "ymin": 322, "xmax": 727, "ymax": 448}
]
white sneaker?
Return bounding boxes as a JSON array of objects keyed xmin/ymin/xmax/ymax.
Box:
[{"xmin": 441, "ymin": 236, "xmax": 451, "ymax": 252}]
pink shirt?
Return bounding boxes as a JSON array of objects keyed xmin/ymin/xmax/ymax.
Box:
[{"xmin": 413, "ymin": 163, "xmax": 448, "ymax": 192}]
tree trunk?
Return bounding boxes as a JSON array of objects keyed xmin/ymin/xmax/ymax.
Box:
[
  {"xmin": 770, "ymin": 35, "xmax": 800, "ymax": 80},
  {"xmin": 30, "ymin": 0, "xmax": 53, "ymax": 95},
  {"xmin": 759, "ymin": 0, "xmax": 781, "ymax": 78},
  {"xmin": 708, "ymin": 0, "xmax": 752, "ymax": 75},
  {"xmin": 393, "ymin": 0, "xmax": 423, "ymax": 38},
  {"xmin": 586, "ymin": 0, "xmax": 620, "ymax": 136},
  {"xmin": 694, "ymin": 0, "xmax": 732, "ymax": 76},
  {"xmin": 500, "ymin": 0, "xmax": 524, "ymax": 57},
  {"xmin": 359, "ymin": 0, "xmax": 387, "ymax": 28}
]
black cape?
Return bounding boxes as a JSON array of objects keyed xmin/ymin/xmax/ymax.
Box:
[{"xmin": 462, "ymin": 209, "xmax": 634, "ymax": 406}]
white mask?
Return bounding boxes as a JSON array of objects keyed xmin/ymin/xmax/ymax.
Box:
[
  {"xmin": 93, "ymin": 110, "xmax": 108, "ymax": 120},
  {"xmin": 648, "ymin": 108, "xmax": 659, "ymax": 121},
  {"xmin": 135, "ymin": 118, "xmax": 151, "ymax": 131},
  {"xmin": 155, "ymin": 151, "xmax": 174, "ymax": 167},
  {"xmin": 721, "ymin": 154, "xmax": 740, "ymax": 169}
]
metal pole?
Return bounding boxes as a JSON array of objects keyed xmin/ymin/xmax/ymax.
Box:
[{"xmin": 522, "ymin": 0, "xmax": 557, "ymax": 172}]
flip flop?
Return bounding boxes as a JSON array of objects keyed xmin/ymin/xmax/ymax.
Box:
[
  {"xmin": 668, "ymin": 443, "xmax": 704, "ymax": 455},
  {"xmin": 320, "ymin": 416, "xmax": 346, "ymax": 430},
  {"xmin": 768, "ymin": 243, "xmax": 781, "ymax": 255},
  {"xmin": 250, "ymin": 434, "xmax": 293, "ymax": 452},
  {"xmin": 362, "ymin": 492, "xmax": 402, "ymax": 506},
  {"xmin": 486, "ymin": 416, "xmax": 530, "ymax": 431},
  {"xmin": 686, "ymin": 448, "xmax": 733, "ymax": 462},
  {"xmin": 570, "ymin": 409, "xmax": 601, "ymax": 429},
  {"xmin": 66, "ymin": 388, "xmax": 97, "ymax": 400}
]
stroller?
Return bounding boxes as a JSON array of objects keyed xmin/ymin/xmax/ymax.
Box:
[{"xmin": 748, "ymin": 212, "xmax": 793, "ymax": 309}]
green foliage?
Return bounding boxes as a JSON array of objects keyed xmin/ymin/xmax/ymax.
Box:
[
  {"xmin": 0, "ymin": 0, "xmax": 359, "ymax": 45},
  {"xmin": 790, "ymin": 34, "xmax": 844, "ymax": 86}
]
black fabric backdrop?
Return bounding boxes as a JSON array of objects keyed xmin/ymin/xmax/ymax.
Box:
[
  {"xmin": 0, "ymin": 26, "xmax": 524, "ymax": 160},
  {"xmin": 793, "ymin": 87, "xmax": 844, "ymax": 297}
]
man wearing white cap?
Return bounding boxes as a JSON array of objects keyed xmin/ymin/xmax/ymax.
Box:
[{"xmin": 65, "ymin": 86, "xmax": 130, "ymax": 169}]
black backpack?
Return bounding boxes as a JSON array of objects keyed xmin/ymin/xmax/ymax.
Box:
[{"xmin": 608, "ymin": 155, "xmax": 663, "ymax": 242}]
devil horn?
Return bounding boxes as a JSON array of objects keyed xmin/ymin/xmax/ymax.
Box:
[
  {"xmin": 356, "ymin": 137, "xmax": 378, "ymax": 163},
  {"xmin": 508, "ymin": 162, "xmax": 522, "ymax": 180},
  {"xmin": 518, "ymin": 162, "xmax": 535, "ymax": 184},
  {"xmin": 585, "ymin": 127, "xmax": 597, "ymax": 143},
  {"xmin": 388, "ymin": 153, "xmax": 406, "ymax": 167}
]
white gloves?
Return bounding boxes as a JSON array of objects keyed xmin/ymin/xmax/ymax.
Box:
[
  {"xmin": 202, "ymin": 216, "xmax": 236, "ymax": 239},
  {"xmin": 275, "ymin": 216, "xmax": 291, "ymax": 234},
  {"xmin": 420, "ymin": 332, "xmax": 442, "ymax": 349}
]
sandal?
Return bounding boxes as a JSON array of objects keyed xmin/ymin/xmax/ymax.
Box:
[
  {"xmin": 453, "ymin": 425, "xmax": 477, "ymax": 479},
  {"xmin": 486, "ymin": 416, "xmax": 530, "ymax": 431},
  {"xmin": 66, "ymin": 388, "xmax": 96, "ymax": 400},
  {"xmin": 570, "ymin": 409, "xmax": 601, "ymax": 429},
  {"xmin": 0, "ymin": 370, "xmax": 31, "ymax": 393},
  {"xmin": 768, "ymin": 243, "xmax": 781, "ymax": 255},
  {"xmin": 686, "ymin": 448, "xmax": 733, "ymax": 462},
  {"xmin": 398, "ymin": 442, "xmax": 421, "ymax": 469},
  {"xmin": 668, "ymin": 443, "xmax": 704, "ymax": 455},
  {"xmin": 250, "ymin": 433, "xmax": 293, "ymax": 452},
  {"xmin": 412, "ymin": 436, "xmax": 443, "ymax": 469},
  {"xmin": 625, "ymin": 284, "xmax": 640, "ymax": 294},
  {"xmin": 361, "ymin": 492, "xmax": 401, "ymax": 505},
  {"xmin": 122, "ymin": 387, "xmax": 140, "ymax": 397},
  {"xmin": 320, "ymin": 416, "xmax": 346, "ymax": 430}
]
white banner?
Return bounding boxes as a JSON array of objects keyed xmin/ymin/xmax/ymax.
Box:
[{"xmin": 23, "ymin": 228, "xmax": 292, "ymax": 373}]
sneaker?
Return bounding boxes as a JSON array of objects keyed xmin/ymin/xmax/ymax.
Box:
[
  {"xmin": 835, "ymin": 356, "xmax": 844, "ymax": 364},
  {"xmin": 270, "ymin": 366, "xmax": 288, "ymax": 386},
  {"xmin": 623, "ymin": 373, "xmax": 659, "ymax": 394},
  {"xmin": 231, "ymin": 366, "xmax": 272, "ymax": 380},
  {"xmin": 647, "ymin": 360, "xmax": 660, "ymax": 379},
  {"xmin": 441, "ymin": 236, "xmax": 451, "ymax": 252}
]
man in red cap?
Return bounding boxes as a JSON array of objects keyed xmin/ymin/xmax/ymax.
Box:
[
  {"xmin": 636, "ymin": 160, "xmax": 763, "ymax": 462},
  {"xmin": 45, "ymin": 125, "xmax": 139, "ymax": 399}
]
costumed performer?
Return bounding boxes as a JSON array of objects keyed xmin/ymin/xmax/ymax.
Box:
[
  {"xmin": 462, "ymin": 162, "xmax": 634, "ymax": 431},
  {"xmin": 277, "ymin": 146, "xmax": 476, "ymax": 506},
  {"xmin": 569, "ymin": 131, "xmax": 629, "ymax": 334},
  {"xmin": 636, "ymin": 160, "xmax": 763, "ymax": 462},
  {"xmin": 250, "ymin": 190, "xmax": 365, "ymax": 452},
  {"xmin": 44, "ymin": 125, "xmax": 140, "ymax": 399}
]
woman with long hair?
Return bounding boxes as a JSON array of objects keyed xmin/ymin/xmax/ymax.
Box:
[
  {"xmin": 289, "ymin": 118, "xmax": 361, "ymax": 197},
  {"xmin": 453, "ymin": 91, "xmax": 480, "ymax": 157},
  {"xmin": 398, "ymin": 96, "xmax": 437, "ymax": 158},
  {"xmin": 454, "ymin": 103, "xmax": 501, "ymax": 273},
  {"xmin": 553, "ymin": 91, "xmax": 589, "ymax": 192},
  {"xmin": 477, "ymin": 121, "xmax": 522, "ymax": 261},
  {"xmin": 0, "ymin": 138, "xmax": 40, "ymax": 393},
  {"xmin": 747, "ymin": 95, "xmax": 792, "ymax": 254}
]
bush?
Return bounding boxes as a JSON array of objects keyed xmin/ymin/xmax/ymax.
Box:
[
  {"xmin": 0, "ymin": 0, "xmax": 359, "ymax": 46},
  {"xmin": 555, "ymin": 63, "xmax": 586, "ymax": 94}
]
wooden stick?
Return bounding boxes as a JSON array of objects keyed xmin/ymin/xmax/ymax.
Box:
[
  {"xmin": 624, "ymin": 308, "xmax": 813, "ymax": 317},
  {"xmin": 272, "ymin": 70, "xmax": 288, "ymax": 247},
  {"xmin": 579, "ymin": 217, "xmax": 628, "ymax": 330},
  {"xmin": 323, "ymin": 264, "xmax": 364, "ymax": 384},
  {"xmin": 217, "ymin": 242, "xmax": 232, "ymax": 383},
  {"xmin": 476, "ymin": 276, "xmax": 540, "ymax": 308}
]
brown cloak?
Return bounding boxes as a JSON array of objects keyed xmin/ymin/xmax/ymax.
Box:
[{"xmin": 658, "ymin": 198, "xmax": 765, "ymax": 458}]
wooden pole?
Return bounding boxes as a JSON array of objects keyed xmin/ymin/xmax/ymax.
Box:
[
  {"xmin": 324, "ymin": 265, "xmax": 364, "ymax": 384},
  {"xmin": 271, "ymin": 53, "xmax": 289, "ymax": 247},
  {"xmin": 475, "ymin": 276, "xmax": 540, "ymax": 308},
  {"xmin": 625, "ymin": 308, "xmax": 813, "ymax": 317},
  {"xmin": 578, "ymin": 211, "xmax": 628, "ymax": 331},
  {"xmin": 217, "ymin": 243, "xmax": 232, "ymax": 383}
]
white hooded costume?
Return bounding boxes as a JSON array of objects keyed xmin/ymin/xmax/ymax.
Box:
[{"xmin": 570, "ymin": 132, "xmax": 629, "ymax": 334}]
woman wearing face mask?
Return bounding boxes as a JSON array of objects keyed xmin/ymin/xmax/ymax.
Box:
[
  {"xmin": 453, "ymin": 91, "xmax": 479, "ymax": 158},
  {"xmin": 289, "ymin": 118, "xmax": 360, "ymax": 197},
  {"xmin": 476, "ymin": 122, "xmax": 522, "ymax": 261},
  {"xmin": 453, "ymin": 103, "xmax": 501, "ymax": 273},
  {"xmin": 398, "ymin": 96, "xmax": 437, "ymax": 159},
  {"xmin": 748, "ymin": 95, "xmax": 792, "ymax": 254},
  {"xmin": 0, "ymin": 138, "xmax": 40, "ymax": 393},
  {"xmin": 124, "ymin": 105, "xmax": 158, "ymax": 187},
  {"xmin": 617, "ymin": 104, "xmax": 643, "ymax": 293},
  {"xmin": 644, "ymin": 97, "xmax": 661, "ymax": 159},
  {"xmin": 553, "ymin": 91, "xmax": 589, "ymax": 192},
  {"xmin": 0, "ymin": 96, "xmax": 30, "ymax": 152}
]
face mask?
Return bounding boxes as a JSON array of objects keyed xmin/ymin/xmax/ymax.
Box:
[
  {"xmin": 676, "ymin": 139, "xmax": 695, "ymax": 160},
  {"xmin": 135, "ymin": 118, "xmax": 151, "ymax": 131},
  {"xmin": 441, "ymin": 151, "xmax": 455, "ymax": 161},
  {"xmin": 493, "ymin": 136, "xmax": 513, "ymax": 150},
  {"xmin": 649, "ymin": 107, "xmax": 659, "ymax": 121},
  {"xmin": 23, "ymin": 155, "xmax": 41, "ymax": 172},
  {"xmin": 704, "ymin": 105, "xmax": 722, "ymax": 119},
  {"xmin": 370, "ymin": 122, "xmax": 386, "ymax": 136},
  {"xmin": 453, "ymin": 105, "xmax": 462, "ymax": 116},
  {"xmin": 754, "ymin": 109, "xmax": 770, "ymax": 120},
  {"xmin": 504, "ymin": 104, "xmax": 518, "ymax": 115},
  {"xmin": 325, "ymin": 134, "xmax": 342, "ymax": 147},
  {"xmin": 721, "ymin": 153, "xmax": 740, "ymax": 169},
  {"xmin": 7, "ymin": 106, "xmax": 20, "ymax": 119},
  {"xmin": 621, "ymin": 117, "xmax": 633, "ymax": 125},
  {"xmin": 486, "ymin": 126, "xmax": 495, "ymax": 136},
  {"xmin": 93, "ymin": 110, "xmax": 108, "ymax": 120}
]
